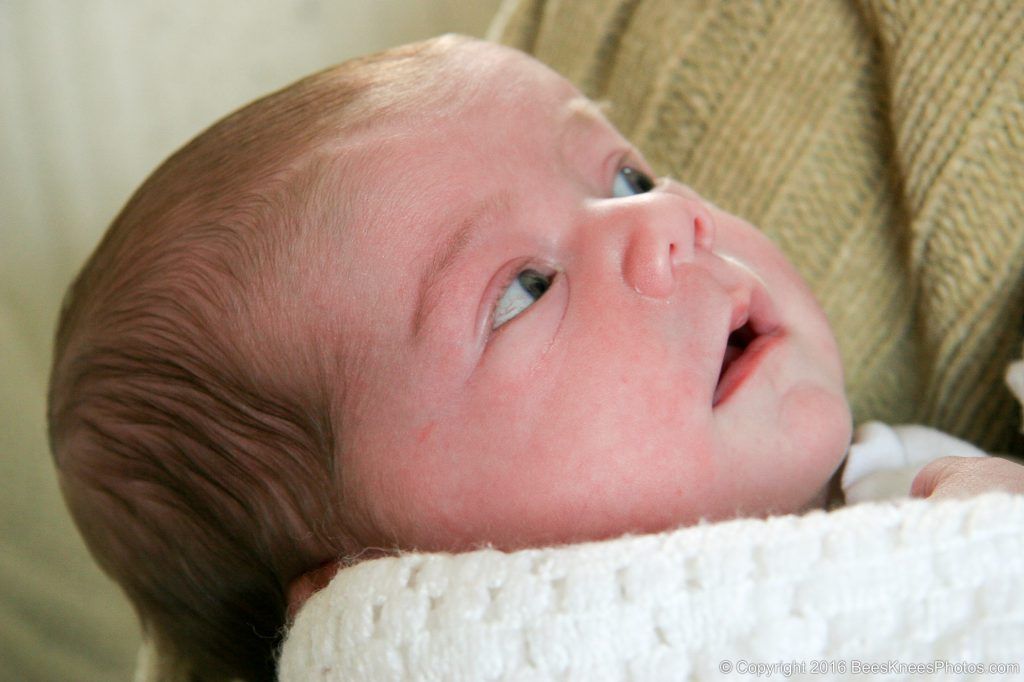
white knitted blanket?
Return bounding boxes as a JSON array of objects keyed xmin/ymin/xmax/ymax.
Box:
[{"xmin": 279, "ymin": 492, "xmax": 1024, "ymax": 681}]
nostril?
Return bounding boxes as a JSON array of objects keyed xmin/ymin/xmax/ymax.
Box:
[
  {"xmin": 623, "ymin": 229, "xmax": 677, "ymax": 298},
  {"xmin": 694, "ymin": 214, "xmax": 715, "ymax": 250},
  {"xmin": 669, "ymin": 240, "xmax": 690, "ymax": 268}
]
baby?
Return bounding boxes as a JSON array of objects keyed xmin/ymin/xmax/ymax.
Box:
[{"xmin": 46, "ymin": 35, "xmax": 1024, "ymax": 681}]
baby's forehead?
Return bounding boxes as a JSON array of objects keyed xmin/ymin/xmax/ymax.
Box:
[
  {"xmin": 400, "ymin": 40, "xmax": 574, "ymax": 113},
  {"xmin": 300, "ymin": 40, "xmax": 601, "ymax": 236}
]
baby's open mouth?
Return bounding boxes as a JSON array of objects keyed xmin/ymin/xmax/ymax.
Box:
[
  {"xmin": 719, "ymin": 322, "xmax": 757, "ymax": 379},
  {"xmin": 713, "ymin": 289, "xmax": 782, "ymax": 406}
]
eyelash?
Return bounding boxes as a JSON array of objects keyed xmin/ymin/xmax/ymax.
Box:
[
  {"xmin": 484, "ymin": 159, "xmax": 653, "ymax": 337},
  {"xmin": 487, "ymin": 261, "xmax": 558, "ymax": 333}
]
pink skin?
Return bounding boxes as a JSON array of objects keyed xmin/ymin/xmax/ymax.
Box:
[
  {"xmin": 309, "ymin": 42, "xmax": 852, "ymax": 566},
  {"xmin": 912, "ymin": 456, "xmax": 1024, "ymax": 499}
]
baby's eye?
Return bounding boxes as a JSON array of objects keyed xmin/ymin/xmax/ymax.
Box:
[
  {"xmin": 612, "ymin": 166, "xmax": 655, "ymax": 198},
  {"xmin": 493, "ymin": 269, "xmax": 553, "ymax": 330}
]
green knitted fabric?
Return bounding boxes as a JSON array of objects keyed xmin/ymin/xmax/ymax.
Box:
[{"xmin": 492, "ymin": 0, "xmax": 1024, "ymax": 454}]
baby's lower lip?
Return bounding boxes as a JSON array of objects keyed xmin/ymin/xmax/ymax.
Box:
[{"xmin": 712, "ymin": 332, "xmax": 782, "ymax": 406}]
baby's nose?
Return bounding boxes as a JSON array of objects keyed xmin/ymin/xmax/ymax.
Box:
[{"xmin": 621, "ymin": 190, "xmax": 715, "ymax": 298}]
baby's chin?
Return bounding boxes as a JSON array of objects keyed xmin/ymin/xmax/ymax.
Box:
[
  {"xmin": 780, "ymin": 382, "xmax": 853, "ymax": 463},
  {"xmin": 773, "ymin": 383, "xmax": 852, "ymax": 510}
]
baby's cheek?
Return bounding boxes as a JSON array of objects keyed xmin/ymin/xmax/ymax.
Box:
[{"xmin": 780, "ymin": 382, "xmax": 852, "ymax": 476}]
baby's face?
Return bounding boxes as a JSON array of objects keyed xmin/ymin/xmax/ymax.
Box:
[{"xmin": 317, "ymin": 41, "xmax": 851, "ymax": 552}]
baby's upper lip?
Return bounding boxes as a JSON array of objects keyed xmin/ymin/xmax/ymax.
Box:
[
  {"xmin": 730, "ymin": 275, "xmax": 781, "ymax": 337},
  {"xmin": 702, "ymin": 249, "xmax": 780, "ymax": 340},
  {"xmin": 727, "ymin": 296, "xmax": 750, "ymax": 334}
]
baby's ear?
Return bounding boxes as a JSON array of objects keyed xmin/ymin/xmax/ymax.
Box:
[{"xmin": 286, "ymin": 561, "xmax": 342, "ymax": 623}]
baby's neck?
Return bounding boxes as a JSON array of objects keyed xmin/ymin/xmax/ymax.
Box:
[{"xmin": 823, "ymin": 459, "xmax": 848, "ymax": 510}]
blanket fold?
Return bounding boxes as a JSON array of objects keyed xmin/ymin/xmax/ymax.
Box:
[{"xmin": 279, "ymin": 493, "xmax": 1024, "ymax": 681}]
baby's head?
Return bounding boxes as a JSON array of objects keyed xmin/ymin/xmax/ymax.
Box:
[{"xmin": 48, "ymin": 35, "xmax": 851, "ymax": 679}]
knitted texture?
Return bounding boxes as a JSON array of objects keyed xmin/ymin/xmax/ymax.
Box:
[
  {"xmin": 490, "ymin": 0, "xmax": 1024, "ymax": 454},
  {"xmin": 279, "ymin": 493, "xmax": 1024, "ymax": 681}
]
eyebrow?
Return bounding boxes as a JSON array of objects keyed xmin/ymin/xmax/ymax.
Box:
[
  {"xmin": 559, "ymin": 96, "xmax": 624, "ymax": 185},
  {"xmin": 411, "ymin": 193, "xmax": 510, "ymax": 338},
  {"xmin": 565, "ymin": 96, "xmax": 612, "ymax": 126}
]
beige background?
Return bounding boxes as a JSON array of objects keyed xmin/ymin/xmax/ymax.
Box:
[{"xmin": 0, "ymin": 1, "xmax": 501, "ymax": 679}]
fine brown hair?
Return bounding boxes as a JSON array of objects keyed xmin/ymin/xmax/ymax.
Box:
[{"xmin": 47, "ymin": 35, "xmax": 471, "ymax": 681}]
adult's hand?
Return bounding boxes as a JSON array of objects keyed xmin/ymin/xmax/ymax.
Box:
[{"xmin": 911, "ymin": 456, "xmax": 1024, "ymax": 499}]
